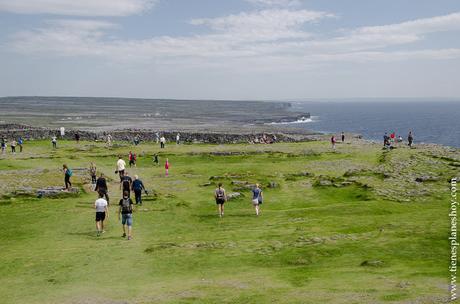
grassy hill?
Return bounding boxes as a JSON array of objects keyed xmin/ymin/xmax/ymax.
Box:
[{"xmin": 0, "ymin": 139, "xmax": 458, "ymax": 303}]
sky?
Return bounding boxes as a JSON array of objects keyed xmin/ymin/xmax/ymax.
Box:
[{"xmin": 1, "ymin": 0, "xmax": 460, "ymax": 100}]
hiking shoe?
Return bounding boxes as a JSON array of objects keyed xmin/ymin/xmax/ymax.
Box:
[
  {"xmin": 122, "ymin": 233, "xmax": 126, "ymax": 238},
  {"xmin": 127, "ymin": 236, "xmax": 132, "ymax": 240}
]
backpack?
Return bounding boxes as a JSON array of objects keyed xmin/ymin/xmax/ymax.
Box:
[
  {"xmin": 121, "ymin": 198, "xmax": 132, "ymax": 213},
  {"xmin": 66, "ymin": 169, "xmax": 73, "ymax": 177},
  {"xmin": 216, "ymin": 188, "xmax": 225, "ymax": 199}
]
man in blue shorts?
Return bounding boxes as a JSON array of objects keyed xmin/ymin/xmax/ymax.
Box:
[{"xmin": 118, "ymin": 191, "xmax": 134, "ymax": 240}]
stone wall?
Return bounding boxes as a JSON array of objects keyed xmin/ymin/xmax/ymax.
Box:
[{"xmin": 0, "ymin": 124, "xmax": 320, "ymax": 144}]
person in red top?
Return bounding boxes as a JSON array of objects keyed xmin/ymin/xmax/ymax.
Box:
[
  {"xmin": 165, "ymin": 158, "xmax": 170, "ymax": 177},
  {"xmin": 129, "ymin": 151, "xmax": 135, "ymax": 167}
]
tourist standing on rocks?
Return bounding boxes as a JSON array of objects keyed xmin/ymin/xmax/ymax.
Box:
[
  {"xmin": 132, "ymin": 175, "xmax": 146, "ymax": 205},
  {"xmin": 10, "ymin": 139, "xmax": 17, "ymax": 154},
  {"xmin": 155, "ymin": 132, "xmax": 160, "ymax": 144},
  {"xmin": 165, "ymin": 158, "xmax": 170, "ymax": 177},
  {"xmin": 341, "ymin": 132, "xmax": 345, "ymax": 143},
  {"xmin": 94, "ymin": 192, "xmax": 109, "ymax": 237},
  {"xmin": 176, "ymin": 133, "xmax": 180, "ymax": 144},
  {"xmin": 89, "ymin": 162, "xmax": 97, "ymax": 189},
  {"xmin": 1, "ymin": 137, "xmax": 6, "ymax": 154},
  {"xmin": 52, "ymin": 135, "xmax": 57, "ymax": 149},
  {"xmin": 251, "ymin": 184, "xmax": 263, "ymax": 216},
  {"xmin": 160, "ymin": 135, "xmax": 166, "ymax": 149},
  {"xmin": 118, "ymin": 191, "xmax": 134, "ymax": 240},
  {"xmin": 153, "ymin": 153, "xmax": 159, "ymax": 166},
  {"xmin": 120, "ymin": 171, "xmax": 132, "ymax": 197},
  {"xmin": 408, "ymin": 131, "xmax": 414, "ymax": 147},
  {"xmin": 95, "ymin": 173, "xmax": 109, "ymax": 205},
  {"xmin": 75, "ymin": 133, "xmax": 80, "ymax": 144},
  {"xmin": 63, "ymin": 164, "xmax": 72, "ymax": 190},
  {"xmin": 331, "ymin": 135, "xmax": 336, "ymax": 150},
  {"xmin": 116, "ymin": 156, "xmax": 126, "ymax": 182},
  {"xmin": 383, "ymin": 132, "xmax": 389, "ymax": 147},
  {"xmin": 214, "ymin": 183, "xmax": 227, "ymax": 217}
]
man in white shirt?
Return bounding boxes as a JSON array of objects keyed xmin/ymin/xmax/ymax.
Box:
[
  {"xmin": 94, "ymin": 193, "xmax": 109, "ymax": 236},
  {"xmin": 116, "ymin": 156, "xmax": 126, "ymax": 182},
  {"xmin": 160, "ymin": 136, "xmax": 166, "ymax": 149}
]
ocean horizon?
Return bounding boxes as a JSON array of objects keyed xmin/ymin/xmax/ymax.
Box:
[{"xmin": 289, "ymin": 100, "xmax": 460, "ymax": 148}]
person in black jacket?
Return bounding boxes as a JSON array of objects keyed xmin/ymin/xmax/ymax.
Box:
[{"xmin": 95, "ymin": 173, "xmax": 110, "ymax": 205}]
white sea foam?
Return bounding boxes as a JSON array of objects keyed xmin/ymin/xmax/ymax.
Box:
[{"xmin": 266, "ymin": 116, "xmax": 317, "ymax": 125}]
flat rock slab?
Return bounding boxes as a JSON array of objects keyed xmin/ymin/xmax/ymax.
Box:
[{"xmin": 37, "ymin": 187, "xmax": 79, "ymax": 198}]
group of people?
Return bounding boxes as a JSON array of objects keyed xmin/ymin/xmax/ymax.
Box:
[
  {"xmin": 214, "ymin": 183, "xmax": 264, "ymax": 217},
  {"xmin": 1, "ymin": 136, "xmax": 24, "ymax": 154},
  {"xmin": 330, "ymin": 132, "xmax": 346, "ymax": 149},
  {"xmin": 383, "ymin": 131, "xmax": 414, "ymax": 149},
  {"xmin": 91, "ymin": 156, "xmax": 149, "ymax": 239}
]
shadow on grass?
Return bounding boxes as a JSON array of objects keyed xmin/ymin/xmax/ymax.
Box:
[
  {"xmin": 67, "ymin": 231, "xmax": 122, "ymax": 240},
  {"xmin": 196, "ymin": 213, "xmax": 255, "ymax": 220}
]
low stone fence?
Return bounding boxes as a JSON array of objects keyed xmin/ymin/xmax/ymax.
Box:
[{"xmin": 0, "ymin": 124, "xmax": 320, "ymax": 144}]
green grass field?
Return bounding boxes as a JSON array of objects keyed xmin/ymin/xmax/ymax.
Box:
[{"xmin": 0, "ymin": 139, "xmax": 457, "ymax": 304}]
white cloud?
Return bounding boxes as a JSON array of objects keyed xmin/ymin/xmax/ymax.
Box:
[
  {"xmin": 190, "ymin": 9, "xmax": 334, "ymax": 42},
  {"xmin": 0, "ymin": 0, "xmax": 156, "ymax": 16},
  {"xmin": 8, "ymin": 10, "xmax": 460, "ymax": 70},
  {"xmin": 245, "ymin": 0, "xmax": 302, "ymax": 7}
]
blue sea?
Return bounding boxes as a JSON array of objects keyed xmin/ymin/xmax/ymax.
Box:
[{"xmin": 288, "ymin": 100, "xmax": 460, "ymax": 148}]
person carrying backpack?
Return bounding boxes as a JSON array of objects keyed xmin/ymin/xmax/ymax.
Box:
[
  {"xmin": 120, "ymin": 171, "xmax": 132, "ymax": 197},
  {"xmin": 118, "ymin": 191, "xmax": 134, "ymax": 240},
  {"xmin": 214, "ymin": 183, "xmax": 227, "ymax": 217},
  {"xmin": 251, "ymin": 184, "xmax": 263, "ymax": 216},
  {"xmin": 63, "ymin": 164, "xmax": 72, "ymax": 190}
]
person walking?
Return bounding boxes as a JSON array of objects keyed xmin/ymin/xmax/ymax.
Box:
[
  {"xmin": 341, "ymin": 132, "xmax": 345, "ymax": 143},
  {"xmin": 89, "ymin": 162, "xmax": 97, "ymax": 190},
  {"xmin": 1, "ymin": 137, "xmax": 6, "ymax": 154},
  {"xmin": 132, "ymin": 175, "xmax": 146, "ymax": 205},
  {"xmin": 331, "ymin": 135, "xmax": 336, "ymax": 150},
  {"xmin": 116, "ymin": 156, "xmax": 126, "ymax": 182},
  {"xmin": 160, "ymin": 136, "xmax": 166, "ymax": 149},
  {"xmin": 153, "ymin": 153, "xmax": 159, "ymax": 166},
  {"xmin": 95, "ymin": 172, "xmax": 110, "ymax": 205},
  {"xmin": 107, "ymin": 134, "xmax": 113, "ymax": 147},
  {"xmin": 52, "ymin": 135, "xmax": 57, "ymax": 149},
  {"xmin": 63, "ymin": 164, "xmax": 72, "ymax": 190},
  {"xmin": 128, "ymin": 151, "xmax": 134, "ymax": 167},
  {"xmin": 165, "ymin": 158, "xmax": 170, "ymax": 177},
  {"xmin": 18, "ymin": 136, "xmax": 23, "ymax": 152},
  {"xmin": 155, "ymin": 132, "xmax": 160, "ymax": 144},
  {"xmin": 94, "ymin": 192, "xmax": 109, "ymax": 237},
  {"xmin": 176, "ymin": 133, "xmax": 180, "ymax": 145},
  {"xmin": 408, "ymin": 131, "xmax": 414, "ymax": 148},
  {"xmin": 10, "ymin": 139, "xmax": 17, "ymax": 154},
  {"xmin": 251, "ymin": 184, "xmax": 263, "ymax": 216},
  {"xmin": 118, "ymin": 191, "xmax": 134, "ymax": 240},
  {"xmin": 120, "ymin": 171, "xmax": 132, "ymax": 197},
  {"xmin": 214, "ymin": 183, "xmax": 227, "ymax": 217},
  {"xmin": 75, "ymin": 133, "xmax": 80, "ymax": 144}
]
